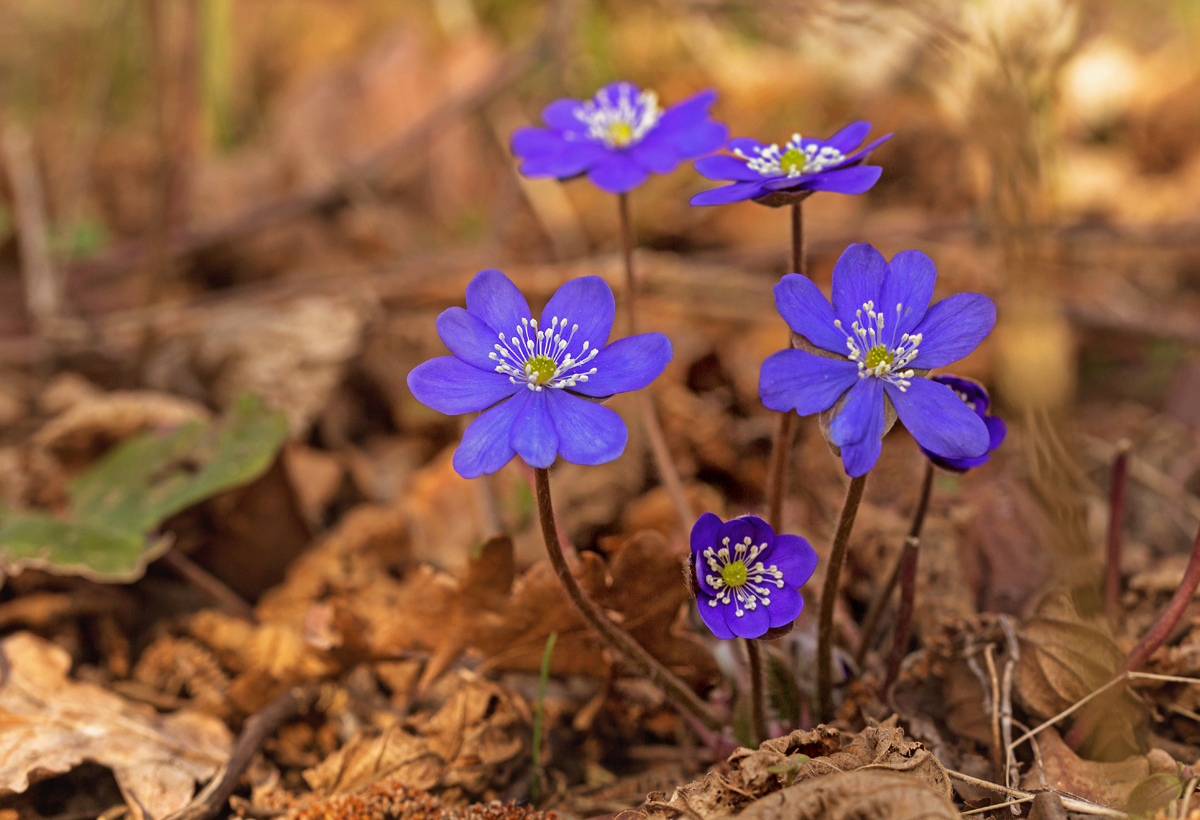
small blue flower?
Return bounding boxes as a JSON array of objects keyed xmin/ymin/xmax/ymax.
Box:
[
  {"xmin": 759, "ymin": 243, "xmax": 995, "ymax": 477},
  {"xmin": 407, "ymin": 269, "xmax": 672, "ymax": 478},
  {"xmin": 690, "ymin": 122, "xmax": 891, "ymax": 206},
  {"xmin": 511, "ymin": 81, "xmax": 729, "ymax": 194},
  {"xmin": 690, "ymin": 514, "xmax": 818, "ymax": 640},
  {"xmin": 920, "ymin": 376, "xmax": 1007, "ymax": 472}
]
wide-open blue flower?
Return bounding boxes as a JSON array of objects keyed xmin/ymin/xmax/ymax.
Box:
[
  {"xmin": 920, "ymin": 376, "xmax": 1007, "ymax": 472},
  {"xmin": 690, "ymin": 122, "xmax": 891, "ymax": 206},
  {"xmin": 407, "ymin": 269, "xmax": 672, "ymax": 478},
  {"xmin": 690, "ymin": 514, "xmax": 818, "ymax": 640},
  {"xmin": 759, "ymin": 244, "xmax": 995, "ymax": 477},
  {"xmin": 511, "ymin": 81, "xmax": 728, "ymax": 194}
]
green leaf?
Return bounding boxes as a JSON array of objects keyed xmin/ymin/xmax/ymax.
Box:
[{"xmin": 0, "ymin": 395, "xmax": 288, "ymax": 582}]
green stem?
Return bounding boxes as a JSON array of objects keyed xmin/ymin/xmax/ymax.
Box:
[{"xmin": 816, "ymin": 474, "xmax": 868, "ymax": 723}]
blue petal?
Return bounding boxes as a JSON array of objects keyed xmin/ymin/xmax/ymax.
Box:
[
  {"xmin": 767, "ymin": 586, "xmax": 804, "ymax": 628},
  {"xmin": 407, "ymin": 357, "xmax": 518, "ymax": 415},
  {"xmin": 540, "ymin": 276, "xmax": 615, "ymax": 359},
  {"xmin": 877, "ymin": 250, "xmax": 936, "ymax": 347},
  {"xmin": 885, "ymin": 378, "xmax": 988, "ymax": 459},
  {"xmin": 837, "ymin": 134, "xmax": 893, "ymax": 166},
  {"xmin": 466, "ymin": 269, "xmax": 532, "ymax": 336},
  {"xmin": 587, "ymin": 153, "xmax": 649, "ymax": 193},
  {"xmin": 629, "ymin": 137, "xmax": 680, "ymax": 174},
  {"xmin": 656, "ymin": 89, "xmax": 718, "ymax": 133},
  {"xmin": 691, "ymin": 511, "xmax": 723, "ymax": 556},
  {"xmin": 908, "ymin": 293, "xmax": 997, "ymax": 369},
  {"xmin": 546, "ymin": 390, "xmax": 627, "ymax": 466},
  {"xmin": 649, "ymin": 116, "xmax": 728, "ymax": 160},
  {"xmin": 768, "ymin": 534, "xmax": 819, "ymax": 588},
  {"xmin": 726, "ymin": 597, "xmax": 770, "ymax": 639},
  {"xmin": 759, "ymin": 349, "xmax": 859, "ymax": 415},
  {"xmin": 720, "ymin": 517, "xmax": 756, "ymax": 550},
  {"xmin": 436, "ymin": 307, "xmax": 500, "ymax": 370},
  {"xmin": 513, "ymin": 129, "xmax": 607, "ymax": 178},
  {"xmin": 690, "ymin": 181, "xmax": 767, "ymax": 206},
  {"xmin": 694, "ymin": 552, "xmax": 719, "ymax": 597},
  {"xmin": 830, "ymin": 377, "xmax": 886, "ymax": 477},
  {"xmin": 824, "ymin": 121, "xmax": 872, "ymax": 153},
  {"xmin": 802, "ymin": 165, "xmax": 882, "ymax": 194},
  {"xmin": 987, "ymin": 414, "xmax": 1008, "ymax": 451},
  {"xmin": 453, "ymin": 393, "xmax": 526, "ymax": 478},
  {"xmin": 693, "ymin": 155, "xmax": 760, "ymax": 182},
  {"xmin": 727, "ymin": 137, "xmax": 765, "ymax": 155},
  {"xmin": 830, "ymin": 244, "xmax": 887, "ymax": 330},
  {"xmin": 698, "ymin": 596, "xmax": 736, "ymax": 639},
  {"xmin": 540, "ymin": 98, "xmax": 587, "ymax": 134},
  {"xmin": 774, "ymin": 273, "xmax": 846, "ymax": 352},
  {"xmin": 570, "ymin": 332, "xmax": 671, "ymax": 397},
  {"xmin": 738, "ymin": 515, "xmax": 774, "ymax": 546},
  {"xmin": 510, "ymin": 389, "xmax": 559, "ymax": 468}
]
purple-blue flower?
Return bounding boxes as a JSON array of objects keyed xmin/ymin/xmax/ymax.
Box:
[
  {"xmin": 920, "ymin": 376, "xmax": 1007, "ymax": 472},
  {"xmin": 407, "ymin": 269, "xmax": 671, "ymax": 478},
  {"xmin": 690, "ymin": 122, "xmax": 891, "ymax": 206},
  {"xmin": 690, "ymin": 514, "xmax": 818, "ymax": 640},
  {"xmin": 511, "ymin": 81, "xmax": 728, "ymax": 194},
  {"xmin": 759, "ymin": 243, "xmax": 995, "ymax": 478}
]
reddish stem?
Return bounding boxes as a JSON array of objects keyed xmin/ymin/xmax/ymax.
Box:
[{"xmin": 1105, "ymin": 440, "xmax": 1131, "ymax": 626}]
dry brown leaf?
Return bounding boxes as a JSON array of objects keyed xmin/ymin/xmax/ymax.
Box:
[
  {"xmin": 0, "ymin": 632, "xmax": 232, "ymax": 820},
  {"xmin": 728, "ymin": 770, "xmax": 958, "ymax": 820},
  {"xmin": 1020, "ymin": 727, "xmax": 1175, "ymax": 809}
]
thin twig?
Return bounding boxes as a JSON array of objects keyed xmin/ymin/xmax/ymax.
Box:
[
  {"xmin": 984, "ymin": 644, "xmax": 1004, "ymax": 785},
  {"xmin": 164, "ymin": 683, "xmax": 320, "ymax": 820},
  {"xmin": 962, "ymin": 796, "xmax": 1035, "ymax": 815},
  {"xmin": 945, "ymin": 769, "xmax": 1129, "ymax": 818},
  {"xmin": 817, "ymin": 474, "xmax": 868, "ymax": 723},
  {"xmin": 533, "ymin": 468, "xmax": 722, "ymax": 730},
  {"xmin": 999, "ymin": 614, "xmax": 1019, "ymax": 790},
  {"xmin": 1105, "ymin": 440, "xmax": 1131, "ymax": 625},
  {"xmin": 159, "ymin": 549, "xmax": 257, "ymax": 623},
  {"xmin": 746, "ymin": 638, "xmax": 768, "ymax": 746}
]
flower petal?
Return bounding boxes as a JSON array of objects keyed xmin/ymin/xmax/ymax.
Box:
[
  {"xmin": 987, "ymin": 414, "xmax": 1008, "ymax": 451},
  {"xmin": 759, "ymin": 349, "xmax": 859, "ymax": 415},
  {"xmin": 436, "ymin": 307, "xmax": 501, "ymax": 370},
  {"xmin": 511, "ymin": 128, "xmax": 607, "ymax": 178},
  {"xmin": 690, "ymin": 181, "xmax": 767, "ymax": 206},
  {"xmin": 769, "ymin": 534, "xmax": 819, "ymax": 588},
  {"xmin": 510, "ymin": 388, "xmax": 559, "ymax": 468},
  {"xmin": 540, "ymin": 98, "xmax": 587, "ymax": 134},
  {"xmin": 766, "ymin": 585, "xmax": 804, "ymax": 628},
  {"xmin": 546, "ymin": 390, "xmax": 627, "ymax": 466},
  {"xmin": 774, "ymin": 273, "xmax": 846, "ymax": 352},
  {"xmin": 587, "ymin": 154, "xmax": 649, "ymax": 193},
  {"xmin": 836, "ymin": 134, "xmax": 893, "ymax": 167},
  {"xmin": 720, "ymin": 517, "xmax": 755, "ymax": 551},
  {"xmin": 693, "ymin": 154, "xmax": 760, "ymax": 182},
  {"xmin": 539, "ymin": 276, "xmax": 615, "ymax": 358},
  {"xmin": 829, "ymin": 377, "xmax": 886, "ymax": 477},
  {"xmin": 694, "ymin": 552, "xmax": 719, "ymax": 597},
  {"xmin": 698, "ymin": 596, "xmax": 736, "ymax": 639},
  {"xmin": 726, "ymin": 597, "xmax": 770, "ymax": 639},
  {"xmin": 830, "ymin": 243, "xmax": 888, "ymax": 330},
  {"xmin": 452, "ymin": 393, "xmax": 526, "ymax": 478},
  {"xmin": 407, "ymin": 357, "xmax": 518, "ymax": 415},
  {"xmin": 727, "ymin": 137, "xmax": 766, "ymax": 155},
  {"xmin": 885, "ymin": 378, "xmax": 989, "ymax": 459},
  {"xmin": 570, "ymin": 332, "xmax": 671, "ymax": 397},
  {"xmin": 466, "ymin": 268, "xmax": 532, "ymax": 336},
  {"xmin": 877, "ymin": 250, "xmax": 936, "ymax": 346},
  {"xmin": 628, "ymin": 137, "xmax": 680, "ymax": 174},
  {"xmin": 908, "ymin": 293, "xmax": 997, "ymax": 369},
  {"xmin": 824, "ymin": 121, "xmax": 872, "ymax": 153},
  {"xmin": 691, "ymin": 512, "xmax": 723, "ymax": 556},
  {"xmin": 802, "ymin": 164, "xmax": 882, "ymax": 194}
]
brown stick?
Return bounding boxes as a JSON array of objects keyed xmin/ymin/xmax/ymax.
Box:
[
  {"xmin": 880, "ymin": 461, "xmax": 935, "ymax": 693},
  {"xmin": 791, "ymin": 202, "xmax": 806, "ymax": 277},
  {"xmin": 857, "ymin": 461, "xmax": 935, "ymax": 666},
  {"xmin": 745, "ymin": 638, "xmax": 768, "ymax": 745},
  {"xmin": 616, "ymin": 194, "xmax": 693, "ymax": 534},
  {"xmin": 1105, "ymin": 440, "xmax": 1132, "ymax": 625},
  {"xmin": 164, "ymin": 683, "xmax": 319, "ymax": 820},
  {"xmin": 817, "ymin": 474, "xmax": 868, "ymax": 723},
  {"xmin": 159, "ymin": 549, "xmax": 257, "ymax": 623},
  {"xmin": 533, "ymin": 468, "xmax": 722, "ymax": 730}
]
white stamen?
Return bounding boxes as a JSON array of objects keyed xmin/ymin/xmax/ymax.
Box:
[
  {"xmin": 733, "ymin": 134, "xmax": 847, "ymax": 178},
  {"xmin": 491, "ymin": 313, "xmax": 601, "ymax": 391},
  {"xmin": 573, "ymin": 83, "xmax": 662, "ymax": 149},
  {"xmin": 834, "ymin": 300, "xmax": 922, "ymax": 392},
  {"xmin": 701, "ymin": 532, "xmax": 785, "ymax": 617}
]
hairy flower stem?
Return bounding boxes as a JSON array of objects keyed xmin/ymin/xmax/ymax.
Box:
[
  {"xmin": 533, "ymin": 468, "xmax": 723, "ymax": 731},
  {"xmin": 745, "ymin": 638, "xmax": 768, "ymax": 745},
  {"xmin": 858, "ymin": 461, "xmax": 934, "ymax": 671},
  {"xmin": 762, "ymin": 203, "xmax": 806, "ymax": 534},
  {"xmin": 1105, "ymin": 440, "xmax": 1131, "ymax": 626},
  {"xmin": 617, "ymin": 193, "xmax": 693, "ymax": 533},
  {"xmin": 817, "ymin": 474, "xmax": 868, "ymax": 723}
]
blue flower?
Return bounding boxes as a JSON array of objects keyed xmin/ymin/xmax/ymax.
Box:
[
  {"xmin": 759, "ymin": 243, "xmax": 995, "ymax": 477},
  {"xmin": 690, "ymin": 122, "xmax": 891, "ymax": 206},
  {"xmin": 690, "ymin": 514, "xmax": 818, "ymax": 640},
  {"xmin": 407, "ymin": 269, "xmax": 672, "ymax": 478},
  {"xmin": 511, "ymin": 81, "xmax": 729, "ymax": 194},
  {"xmin": 920, "ymin": 376, "xmax": 1007, "ymax": 472}
]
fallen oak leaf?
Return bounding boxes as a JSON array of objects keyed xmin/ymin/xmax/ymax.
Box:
[
  {"xmin": 727, "ymin": 770, "xmax": 958, "ymax": 820},
  {"xmin": 0, "ymin": 631, "xmax": 232, "ymax": 820}
]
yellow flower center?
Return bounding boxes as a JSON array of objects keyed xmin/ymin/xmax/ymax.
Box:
[
  {"xmin": 720, "ymin": 560, "xmax": 748, "ymax": 588},
  {"xmin": 607, "ymin": 121, "xmax": 634, "ymax": 147},
  {"xmin": 780, "ymin": 146, "xmax": 806, "ymax": 175},
  {"xmin": 864, "ymin": 344, "xmax": 894, "ymax": 370},
  {"xmin": 525, "ymin": 355, "xmax": 557, "ymax": 385}
]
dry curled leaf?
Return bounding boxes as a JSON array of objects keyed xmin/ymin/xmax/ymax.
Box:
[
  {"xmin": 1020, "ymin": 727, "xmax": 1176, "ymax": 809},
  {"xmin": 0, "ymin": 632, "xmax": 232, "ymax": 820},
  {"xmin": 727, "ymin": 770, "xmax": 958, "ymax": 820}
]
